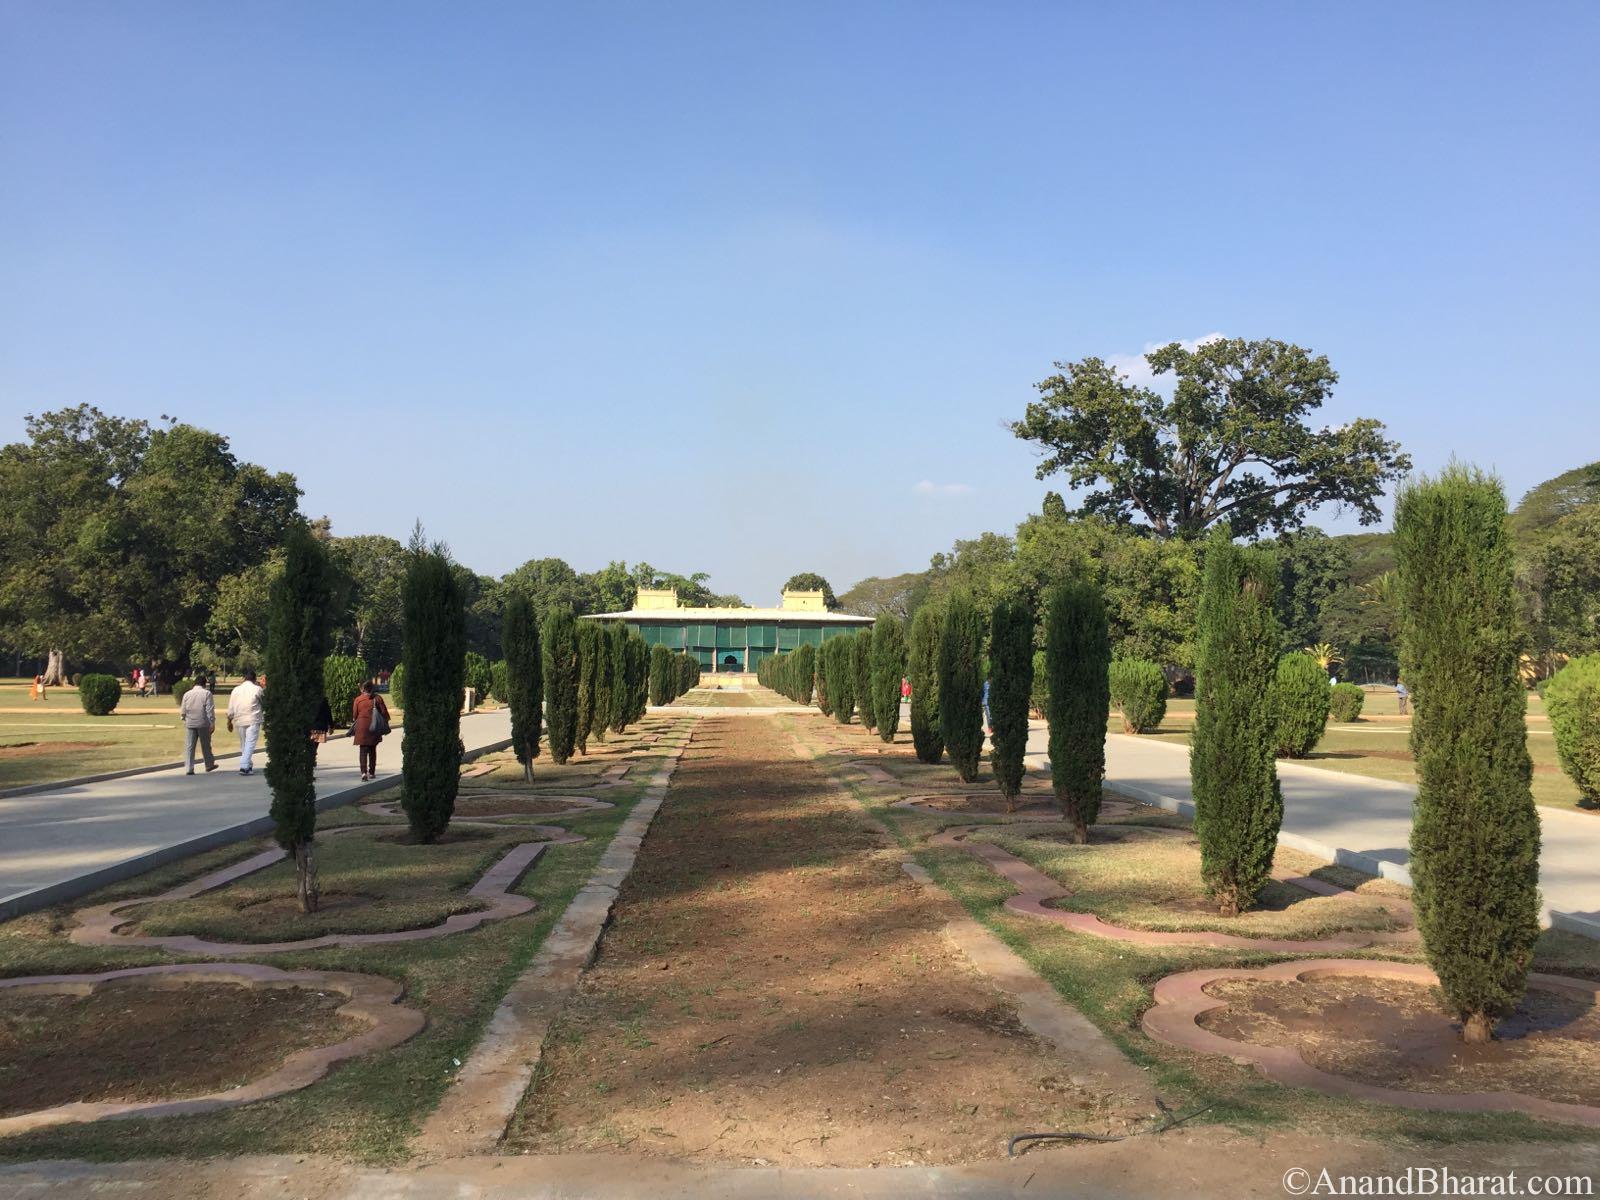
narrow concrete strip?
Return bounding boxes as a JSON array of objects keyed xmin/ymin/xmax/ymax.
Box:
[
  {"xmin": 412, "ymin": 741, "xmax": 686, "ymax": 1158},
  {"xmin": 899, "ymin": 859, "xmax": 1154, "ymax": 1101}
]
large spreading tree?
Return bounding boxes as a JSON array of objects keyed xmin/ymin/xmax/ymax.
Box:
[
  {"xmin": 782, "ymin": 572, "xmax": 838, "ymax": 609},
  {"xmin": 1011, "ymin": 338, "xmax": 1410, "ymax": 541}
]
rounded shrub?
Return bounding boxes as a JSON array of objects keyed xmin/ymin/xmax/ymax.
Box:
[
  {"xmin": 1108, "ymin": 658, "xmax": 1167, "ymax": 733},
  {"xmin": 1546, "ymin": 655, "xmax": 1600, "ymax": 808},
  {"xmin": 322, "ymin": 654, "xmax": 368, "ymax": 728},
  {"xmin": 1329, "ymin": 681, "xmax": 1365, "ymax": 722},
  {"xmin": 463, "ymin": 651, "xmax": 493, "ymax": 704},
  {"xmin": 78, "ymin": 673, "xmax": 122, "ymax": 716},
  {"xmin": 1274, "ymin": 651, "xmax": 1330, "ymax": 758},
  {"xmin": 173, "ymin": 677, "xmax": 198, "ymax": 707},
  {"xmin": 388, "ymin": 662, "xmax": 406, "ymax": 709}
]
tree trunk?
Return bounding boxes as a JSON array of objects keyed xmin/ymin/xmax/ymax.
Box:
[
  {"xmin": 1003, "ymin": 788, "xmax": 1018, "ymax": 815},
  {"xmin": 1056, "ymin": 793, "xmax": 1089, "ymax": 844},
  {"xmin": 41, "ymin": 649, "xmax": 66, "ymax": 687},
  {"xmin": 295, "ymin": 841, "xmax": 320, "ymax": 914},
  {"xmin": 523, "ymin": 759, "xmax": 533, "ymax": 783},
  {"xmin": 1217, "ymin": 888, "xmax": 1241, "ymax": 918},
  {"xmin": 1461, "ymin": 1011, "xmax": 1494, "ymax": 1044}
]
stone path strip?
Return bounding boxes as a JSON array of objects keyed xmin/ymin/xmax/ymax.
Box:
[
  {"xmin": 0, "ymin": 962, "xmax": 424, "ymax": 1137},
  {"xmin": 412, "ymin": 742, "xmax": 686, "ymax": 1158},
  {"xmin": 69, "ymin": 817, "xmax": 586, "ymax": 957},
  {"xmin": 1143, "ymin": 958, "xmax": 1600, "ymax": 1128},
  {"xmin": 923, "ymin": 808, "xmax": 1418, "ymax": 953}
]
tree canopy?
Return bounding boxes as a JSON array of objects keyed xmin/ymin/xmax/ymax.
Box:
[
  {"xmin": 1011, "ymin": 338, "xmax": 1410, "ymax": 541},
  {"xmin": 782, "ymin": 572, "xmax": 838, "ymax": 609}
]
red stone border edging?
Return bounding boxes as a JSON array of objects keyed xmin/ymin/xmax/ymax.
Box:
[
  {"xmin": 0, "ymin": 962, "xmax": 424, "ymax": 1136},
  {"xmin": 1142, "ymin": 958, "xmax": 1600, "ymax": 1128}
]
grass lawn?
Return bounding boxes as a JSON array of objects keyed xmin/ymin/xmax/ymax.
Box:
[
  {"xmin": 789, "ymin": 712, "xmax": 1600, "ymax": 1149},
  {"xmin": 0, "ymin": 719, "xmax": 685, "ymax": 1163},
  {"xmin": 1113, "ymin": 689, "xmax": 1584, "ymax": 811}
]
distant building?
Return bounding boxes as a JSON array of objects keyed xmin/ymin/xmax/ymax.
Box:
[{"xmin": 586, "ymin": 588, "xmax": 872, "ymax": 674}]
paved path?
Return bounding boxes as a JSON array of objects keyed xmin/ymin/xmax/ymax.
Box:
[
  {"xmin": 0, "ymin": 710, "xmax": 512, "ymax": 919},
  {"xmin": 1025, "ymin": 722, "xmax": 1600, "ymax": 935}
]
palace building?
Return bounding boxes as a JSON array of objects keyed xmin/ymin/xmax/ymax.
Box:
[{"xmin": 586, "ymin": 588, "xmax": 873, "ymax": 674}]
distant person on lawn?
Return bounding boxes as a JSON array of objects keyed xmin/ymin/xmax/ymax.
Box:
[
  {"xmin": 31, "ymin": 673, "xmax": 45, "ymax": 702},
  {"xmin": 227, "ymin": 670, "xmax": 265, "ymax": 775},
  {"xmin": 352, "ymin": 680, "xmax": 391, "ymax": 781},
  {"xmin": 1395, "ymin": 680, "xmax": 1409, "ymax": 715},
  {"xmin": 180, "ymin": 676, "xmax": 218, "ymax": 774}
]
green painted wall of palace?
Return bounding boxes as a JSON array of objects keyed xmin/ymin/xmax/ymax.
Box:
[{"xmin": 620, "ymin": 619, "xmax": 860, "ymax": 672}]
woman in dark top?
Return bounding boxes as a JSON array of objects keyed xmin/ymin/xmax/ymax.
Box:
[{"xmin": 351, "ymin": 681, "xmax": 391, "ymax": 781}]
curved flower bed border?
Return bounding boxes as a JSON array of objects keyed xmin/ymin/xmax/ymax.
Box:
[
  {"xmin": 925, "ymin": 811, "xmax": 1417, "ymax": 953},
  {"xmin": 70, "ymin": 820, "xmax": 584, "ymax": 957},
  {"xmin": 1142, "ymin": 958, "xmax": 1600, "ymax": 1128},
  {"xmin": 0, "ymin": 962, "xmax": 424, "ymax": 1137}
]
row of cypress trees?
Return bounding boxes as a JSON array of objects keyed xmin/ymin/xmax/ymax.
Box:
[
  {"xmin": 760, "ymin": 619, "xmax": 912, "ymax": 743},
  {"xmin": 647, "ymin": 642, "xmax": 699, "ymax": 706}
]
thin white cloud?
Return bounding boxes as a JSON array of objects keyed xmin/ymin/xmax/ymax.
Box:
[
  {"xmin": 913, "ymin": 480, "xmax": 975, "ymax": 497},
  {"xmin": 1108, "ymin": 332, "xmax": 1226, "ymax": 387}
]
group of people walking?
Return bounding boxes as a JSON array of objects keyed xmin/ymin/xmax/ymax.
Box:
[{"xmin": 177, "ymin": 673, "xmax": 390, "ymax": 780}]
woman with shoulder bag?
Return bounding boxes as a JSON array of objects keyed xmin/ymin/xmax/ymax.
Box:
[{"xmin": 352, "ymin": 680, "xmax": 391, "ymax": 781}]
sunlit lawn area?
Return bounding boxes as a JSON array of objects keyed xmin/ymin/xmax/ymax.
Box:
[{"xmin": 1114, "ymin": 689, "xmax": 1583, "ymax": 810}]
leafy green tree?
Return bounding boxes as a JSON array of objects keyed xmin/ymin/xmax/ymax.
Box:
[
  {"xmin": 870, "ymin": 615, "xmax": 907, "ymax": 741},
  {"xmin": 1108, "ymin": 659, "xmax": 1167, "ymax": 733},
  {"xmin": 584, "ymin": 561, "xmax": 637, "ymax": 613},
  {"xmin": 322, "ymin": 654, "xmax": 368, "ymax": 729},
  {"xmin": 575, "ymin": 621, "xmax": 601, "ymax": 753},
  {"xmin": 1531, "ymin": 506, "xmax": 1600, "ymax": 659},
  {"xmin": 207, "ymin": 553, "xmax": 283, "ymax": 669},
  {"xmin": 829, "ymin": 636, "xmax": 855, "ymax": 723},
  {"xmin": 1011, "ymin": 338, "xmax": 1410, "ymax": 540},
  {"xmin": 988, "ymin": 598, "xmax": 1033, "ymax": 810},
  {"xmin": 262, "ymin": 523, "xmax": 332, "ymax": 911},
  {"xmin": 1274, "ymin": 651, "xmax": 1331, "ymax": 758},
  {"xmin": 502, "ymin": 557, "xmax": 592, "ymax": 617},
  {"xmin": 836, "ymin": 572, "xmax": 928, "ymax": 620},
  {"xmin": 542, "ymin": 607, "xmax": 579, "ymax": 764},
  {"xmin": 1545, "ymin": 656, "xmax": 1600, "ymax": 808},
  {"xmin": 1191, "ymin": 533, "xmax": 1283, "ymax": 917},
  {"xmin": 400, "ymin": 537, "xmax": 466, "ymax": 842},
  {"xmin": 501, "ymin": 593, "xmax": 542, "ymax": 778},
  {"xmin": 1044, "ymin": 580, "xmax": 1110, "ymax": 841},
  {"xmin": 649, "ymin": 642, "xmax": 674, "ymax": 707},
  {"xmin": 908, "ymin": 605, "xmax": 944, "ymax": 763},
  {"xmin": 1273, "ymin": 528, "xmax": 1354, "ymax": 653},
  {"xmin": 939, "ymin": 590, "xmax": 985, "ymax": 782},
  {"xmin": 1396, "ymin": 467, "xmax": 1540, "ymax": 1043},
  {"xmin": 852, "ymin": 626, "xmax": 875, "ymax": 732},
  {"xmin": 782, "ymin": 572, "xmax": 838, "ymax": 609},
  {"xmin": 326, "ymin": 534, "xmax": 407, "ymax": 666}
]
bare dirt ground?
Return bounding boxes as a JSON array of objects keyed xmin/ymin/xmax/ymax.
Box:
[
  {"xmin": 0, "ymin": 982, "xmax": 355, "ymax": 1116},
  {"xmin": 506, "ymin": 715, "xmax": 1147, "ymax": 1167},
  {"xmin": 1201, "ymin": 974, "xmax": 1600, "ymax": 1106}
]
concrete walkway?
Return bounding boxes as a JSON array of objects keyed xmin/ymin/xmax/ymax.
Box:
[
  {"xmin": 1024, "ymin": 722, "xmax": 1600, "ymax": 936},
  {"xmin": 0, "ymin": 710, "xmax": 512, "ymax": 919}
]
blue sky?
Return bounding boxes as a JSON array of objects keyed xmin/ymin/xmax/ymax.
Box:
[{"xmin": 3, "ymin": 2, "xmax": 1596, "ymax": 601}]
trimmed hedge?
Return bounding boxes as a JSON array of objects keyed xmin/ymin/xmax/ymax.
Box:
[
  {"xmin": 78, "ymin": 673, "xmax": 122, "ymax": 716},
  {"xmin": 463, "ymin": 651, "xmax": 493, "ymax": 705},
  {"xmin": 1108, "ymin": 658, "xmax": 1166, "ymax": 733},
  {"xmin": 173, "ymin": 677, "xmax": 198, "ymax": 707},
  {"xmin": 1546, "ymin": 655, "xmax": 1600, "ymax": 808},
  {"xmin": 1329, "ymin": 681, "xmax": 1365, "ymax": 722},
  {"xmin": 1275, "ymin": 652, "xmax": 1331, "ymax": 758},
  {"xmin": 323, "ymin": 654, "xmax": 368, "ymax": 728},
  {"xmin": 388, "ymin": 663, "xmax": 405, "ymax": 709}
]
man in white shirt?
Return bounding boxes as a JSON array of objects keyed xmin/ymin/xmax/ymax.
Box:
[
  {"xmin": 179, "ymin": 677, "xmax": 218, "ymax": 774},
  {"xmin": 226, "ymin": 670, "xmax": 265, "ymax": 775}
]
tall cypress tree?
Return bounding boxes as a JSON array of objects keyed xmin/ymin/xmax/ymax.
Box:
[
  {"xmin": 1044, "ymin": 580, "xmax": 1110, "ymax": 841},
  {"xmin": 502, "ymin": 593, "xmax": 542, "ymax": 780},
  {"xmin": 575, "ymin": 621, "xmax": 599, "ymax": 754},
  {"xmin": 649, "ymin": 642, "xmax": 673, "ymax": 707},
  {"xmin": 988, "ymin": 597, "xmax": 1033, "ymax": 813},
  {"xmin": 401, "ymin": 537, "xmax": 466, "ymax": 843},
  {"xmin": 591, "ymin": 623, "xmax": 613, "ymax": 744},
  {"xmin": 852, "ymin": 626, "xmax": 876, "ymax": 732},
  {"xmin": 909, "ymin": 604, "xmax": 944, "ymax": 764},
  {"xmin": 939, "ymin": 590, "xmax": 985, "ymax": 783},
  {"xmin": 628, "ymin": 631, "xmax": 649, "ymax": 723},
  {"xmin": 815, "ymin": 633, "xmax": 835, "ymax": 716},
  {"xmin": 542, "ymin": 607, "xmax": 579, "ymax": 765},
  {"xmin": 1396, "ymin": 466, "xmax": 1540, "ymax": 1044},
  {"xmin": 1191, "ymin": 533, "xmax": 1283, "ymax": 915},
  {"xmin": 792, "ymin": 642, "xmax": 816, "ymax": 706},
  {"xmin": 830, "ymin": 637, "xmax": 855, "ymax": 723},
  {"xmin": 870, "ymin": 614, "xmax": 907, "ymax": 742},
  {"xmin": 608, "ymin": 622, "xmax": 631, "ymax": 732},
  {"xmin": 263, "ymin": 523, "xmax": 332, "ymax": 913}
]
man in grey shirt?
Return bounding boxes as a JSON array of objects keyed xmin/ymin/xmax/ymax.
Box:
[{"xmin": 179, "ymin": 677, "xmax": 218, "ymax": 774}]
